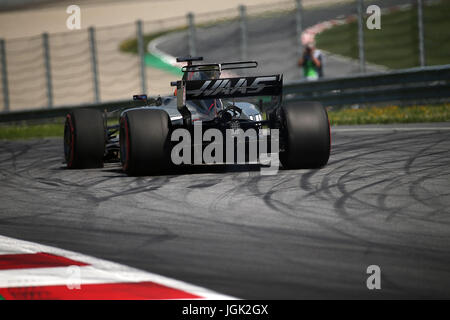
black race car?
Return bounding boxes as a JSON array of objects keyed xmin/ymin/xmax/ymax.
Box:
[{"xmin": 64, "ymin": 56, "xmax": 330, "ymax": 175}]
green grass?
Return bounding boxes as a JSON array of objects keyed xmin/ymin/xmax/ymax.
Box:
[
  {"xmin": 120, "ymin": 27, "xmax": 188, "ymax": 75},
  {"xmin": 328, "ymin": 103, "xmax": 450, "ymax": 125},
  {"xmin": 120, "ymin": 28, "xmax": 188, "ymax": 55},
  {"xmin": 0, "ymin": 122, "xmax": 63, "ymax": 140},
  {"xmin": 316, "ymin": 1, "xmax": 450, "ymax": 69}
]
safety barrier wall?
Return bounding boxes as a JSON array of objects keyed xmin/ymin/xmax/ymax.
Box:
[
  {"xmin": 284, "ymin": 64, "xmax": 450, "ymax": 106},
  {"xmin": 1, "ymin": 64, "xmax": 448, "ymax": 123}
]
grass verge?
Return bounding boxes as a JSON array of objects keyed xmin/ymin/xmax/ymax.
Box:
[
  {"xmin": 0, "ymin": 122, "xmax": 63, "ymax": 140},
  {"xmin": 328, "ymin": 103, "xmax": 450, "ymax": 125},
  {"xmin": 316, "ymin": 1, "xmax": 450, "ymax": 69},
  {"xmin": 120, "ymin": 28, "xmax": 187, "ymax": 55},
  {"xmin": 120, "ymin": 28, "xmax": 186, "ymax": 75}
]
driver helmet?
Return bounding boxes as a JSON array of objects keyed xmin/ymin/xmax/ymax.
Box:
[{"xmin": 184, "ymin": 65, "xmax": 221, "ymax": 81}]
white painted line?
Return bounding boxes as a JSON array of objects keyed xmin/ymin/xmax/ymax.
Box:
[
  {"xmin": 148, "ymin": 34, "xmax": 180, "ymax": 67},
  {"xmin": 0, "ymin": 235, "xmax": 235, "ymax": 300}
]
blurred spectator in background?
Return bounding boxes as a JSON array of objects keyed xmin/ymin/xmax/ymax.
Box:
[{"xmin": 298, "ymin": 42, "xmax": 323, "ymax": 81}]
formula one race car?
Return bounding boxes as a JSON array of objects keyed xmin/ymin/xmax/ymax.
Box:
[{"xmin": 64, "ymin": 56, "xmax": 330, "ymax": 175}]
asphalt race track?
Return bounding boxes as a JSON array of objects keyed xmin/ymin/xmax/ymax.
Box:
[{"xmin": 1, "ymin": 123, "xmax": 449, "ymax": 299}]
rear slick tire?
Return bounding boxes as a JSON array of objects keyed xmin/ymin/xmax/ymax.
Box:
[
  {"xmin": 119, "ymin": 109, "xmax": 171, "ymax": 176},
  {"xmin": 64, "ymin": 108, "xmax": 105, "ymax": 169},
  {"xmin": 280, "ymin": 101, "xmax": 330, "ymax": 169}
]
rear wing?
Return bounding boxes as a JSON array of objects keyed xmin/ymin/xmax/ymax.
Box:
[
  {"xmin": 170, "ymin": 57, "xmax": 283, "ymax": 125},
  {"xmin": 182, "ymin": 61, "xmax": 258, "ymax": 73},
  {"xmin": 172, "ymin": 75, "xmax": 282, "ymax": 126},
  {"xmin": 184, "ymin": 75, "xmax": 283, "ymax": 100}
]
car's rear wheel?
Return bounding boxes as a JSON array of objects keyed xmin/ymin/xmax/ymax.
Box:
[
  {"xmin": 64, "ymin": 108, "xmax": 106, "ymax": 169},
  {"xmin": 119, "ymin": 109, "xmax": 171, "ymax": 176},
  {"xmin": 279, "ymin": 101, "xmax": 330, "ymax": 169}
]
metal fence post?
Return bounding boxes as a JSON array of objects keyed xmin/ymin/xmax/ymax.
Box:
[
  {"xmin": 187, "ymin": 13, "xmax": 197, "ymax": 57},
  {"xmin": 0, "ymin": 39, "xmax": 9, "ymax": 112},
  {"xmin": 88, "ymin": 27, "xmax": 100, "ymax": 103},
  {"xmin": 357, "ymin": 0, "xmax": 366, "ymax": 73},
  {"xmin": 295, "ymin": 0, "xmax": 303, "ymax": 58},
  {"xmin": 417, "ymin": 0, "xmax": 426, "ymax": 67},
  {"xmin": 42, "ymin": 32, "xmax": 53, "ymax": 108},
  {"xmin": 239, "ymin": 5, "xmax": 248, "ymax": 61},
  {"xmin": 136, "ymin": 20, "xmax": 147, "ymax": 94}
]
